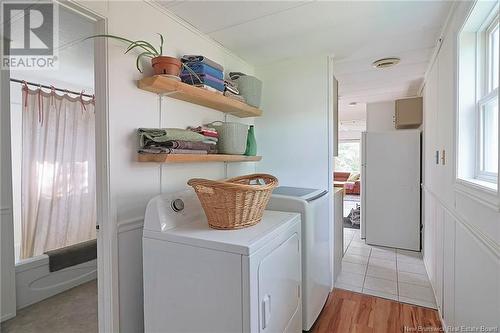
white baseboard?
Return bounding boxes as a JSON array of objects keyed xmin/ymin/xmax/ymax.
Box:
[{"xmin": 1, "ymin": 312, "xmax": 16, "ymax": 323}]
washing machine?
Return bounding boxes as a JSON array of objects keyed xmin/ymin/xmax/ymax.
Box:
[
  {"xmin": 267, "ymin": 186, "xmax": 331, "ymax": 331},
  {"xmin": 143, "ymin": 190, "xmax": 302, "ymax": 333}
]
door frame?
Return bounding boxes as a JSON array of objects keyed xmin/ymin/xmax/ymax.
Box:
[
  {"xmin": 57, "ymin": 2, "xmax": 119, "ymax": 331},
  {"xmin": 0, "ymin": 1, "xmax": 118, "ymax": 331},
  {"xmin": 327, "ymin": 55, "xmax": 338, "ymax": 286},
  {"xmin": 1, "ymin": 36, "xmax": 16, "ymax": 323}
]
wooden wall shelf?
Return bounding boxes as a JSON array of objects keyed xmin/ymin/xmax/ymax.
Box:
[
  {"xmin": 137, "ymin": 76, "xmax": 262, "ymax": 118},
  {"xmin": 138, "ymin": 153, "xmax": 262, "ymax": 164}
]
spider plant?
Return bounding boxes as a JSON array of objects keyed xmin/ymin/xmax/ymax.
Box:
[{"xmin": 86, "ymin": 33, "xmax": 200, "ymax": 79}]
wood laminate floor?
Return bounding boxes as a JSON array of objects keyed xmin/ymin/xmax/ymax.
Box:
[{"xmin": 311, "ymin": 288, "xmax": 442, "ymax": 333}]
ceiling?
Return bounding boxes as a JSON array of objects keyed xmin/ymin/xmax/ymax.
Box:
[{"xmin": 159, "ymin": 0, "xmax": 453, "ymax": 116}]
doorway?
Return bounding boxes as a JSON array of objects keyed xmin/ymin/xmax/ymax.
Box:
[
  {"xmin": 0, "ymin": 2, "xmax": 110, "ymax": 332},
  {"xmin": 334, "ymin": 140, "xmax": 361, "ymax": 254}
]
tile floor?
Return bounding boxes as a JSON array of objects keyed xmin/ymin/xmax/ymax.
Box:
[
  {"xmin": 343, "ymin": 197, "xmax": 360, "ymax": 217},
  {"xmin": 337, "ymin": 228, "xmax": 437, "ymax": 309}
]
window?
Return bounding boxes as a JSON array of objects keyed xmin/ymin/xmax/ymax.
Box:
[
  {"xmin": 478, "ymin": 96, "xmax": 498, "ymax": 178},
  {"xmin": 335, "ymin": 141, "xmax": 361, "ymax": 173},
  {"xmin": 476, "ymin": 15, "xmax": 499, "ymax": 183},
  {"xmin": 487, "ymin": 20, "xmax": 498, "ymax": 92},
  {"xmin": 458, "ymin": 2, "xmax": 499, "ymax": 193}
]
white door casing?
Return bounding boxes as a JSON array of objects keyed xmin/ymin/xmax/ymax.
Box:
[
  {"xmin": 0, "ymin": 2, "xmax": 119, "ymax": 331},
  {"xmin": 0, "ymin": 36, "xmax": 17, "ymax": 322}
]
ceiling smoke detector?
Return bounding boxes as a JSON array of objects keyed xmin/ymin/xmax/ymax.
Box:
[{"xmin": 372, "ymin": 57, "xmax": 400, "ymax": 69}]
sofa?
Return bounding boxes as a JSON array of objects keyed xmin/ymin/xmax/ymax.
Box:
[{"xmin": 334, "ymin": 172, "xmax": 360, "ymax": 195}]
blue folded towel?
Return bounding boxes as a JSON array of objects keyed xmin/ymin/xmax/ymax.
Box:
[
  {"xmin": 181, "ymin": 62, "xmax": 223, "ymax": 80},
  {"xmin": 181, "ymin": 73, "xmax": 225, "ymax": 92},
  {"xmin": 181, "ymin": 55, "xmax": 223, "ymax": 72}
]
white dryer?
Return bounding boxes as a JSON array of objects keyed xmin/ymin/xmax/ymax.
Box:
[
  {"xmin": 267, "ymin": 187, "xmax": 331, "ymax": 331},
  {"xmin": 143, "ymin": 190, "xmax": 302, "ymax": 333}
]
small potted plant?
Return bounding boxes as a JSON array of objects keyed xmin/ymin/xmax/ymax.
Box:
[{"xmin": 87, "ymin": 33, "xmax": 196, "ymax": 77}]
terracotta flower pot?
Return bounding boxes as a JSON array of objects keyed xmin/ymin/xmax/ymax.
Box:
[{"xmin": 151, "ymin": 56, "xmax": 182, "ymax": 76}]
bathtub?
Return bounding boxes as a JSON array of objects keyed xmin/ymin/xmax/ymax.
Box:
[{"xmin": 15, "ymin": 254, "xmax": 97, "ymax": 309}]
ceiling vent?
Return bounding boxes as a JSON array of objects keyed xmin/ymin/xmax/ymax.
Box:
[{"xmin": 372, "ymin": 57, "xmax": 400, "ymax": 69}]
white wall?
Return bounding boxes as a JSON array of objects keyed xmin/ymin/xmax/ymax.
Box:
[
  {"xmin": 254, "ymin": 55, "xmax": 331, "ymax": 190},
  {"xmin": 422, "ymin": 1, "xmax": 499, "ymax": 330},
  {"xmin": 253, "ymin": 54, "xmax": 336, "ymax": 290},
  {"xmin": 366, "ymin": 101, "xmax": 395, "ymax": 131},
  {"xmin": 73, "ymin": 1, "xmax": 257, "ymax": 332}
]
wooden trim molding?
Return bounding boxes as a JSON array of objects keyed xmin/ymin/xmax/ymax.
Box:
[{"xmin": 422, "ymin": 185, "xmax": 500, "ymax": 259}]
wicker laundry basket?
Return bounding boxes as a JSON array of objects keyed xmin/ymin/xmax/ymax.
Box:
[{"xmin": 187, "ymin": 174, "xmax": 278, "ymax": 230}]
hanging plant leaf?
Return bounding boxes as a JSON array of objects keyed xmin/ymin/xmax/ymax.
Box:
[
  {"xmin": 181, "ymin": 63, "xmax": 202, "ymax": 83},
  {"xmin": 136, "ymin": 51, "xmax": 155, "ymax": 73},
  {"xmin": 125, "ymin": 41, "xmax": 159, "ymax": 56},
  {"xmin": 86, "ymin": 34, "xmax": 167, "ymax": 72},
  {"xmin": 157, "ymin": 33, "xmax": 164, "ymax": 55}
]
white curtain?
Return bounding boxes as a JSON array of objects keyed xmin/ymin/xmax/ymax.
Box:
[{"xmin": 21, "ymin": 87, "xmax": 96, "ymax": 259}]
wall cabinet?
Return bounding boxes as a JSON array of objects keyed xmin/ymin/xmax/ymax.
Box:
[
  {"xmin": 395, "ymin": 97, "xmax": 423, "ymax": 129},
  {"xmin": 366, "ymin": 101, "xmax": 395, "ymax": 131}
]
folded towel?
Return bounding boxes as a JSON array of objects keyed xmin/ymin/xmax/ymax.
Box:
[
  {"xmin": 224, "ymin": 90, "xmax": 246, "ymax": 103},
  {"xmin": 181, "ymin": 63, "xmax": 223, "ymax": 80},
  {"xmin": 45, "ymin": 239, "xmax": 96, "ymax": 272},
  {"xmin": 225, "ymin": 77, "xmax": 238, "ymax": 89},
  {"xmin": 181, "ymin": 55, "xmax": 223, "ymax": 72},
  {"xmin": 224, "ymin": 78, "xmax": 239, "ymax": 94},
  {"xmin": 160, "ymin": 140, "xmax": 217, "ymax": 151},
  {"xmin": 201, "ymin": 132, "xmax": 218, "ymax": 138},
  {"xmin": 229, "ymin": 72, "xmax": 247, "ymax": 80},
  {"xmin": 181, "ymin": 73, "xmax": 225, "ymax": 92},
  {"xmin": 188, "ymin": 126, "xmax": 219, "ymax": 137},
  {"xmin": 138, "ymin": 147, "xmax": 208, "ymax": 155},
  {"xmin": 138, "ymin": 128, "xmax": 206, "ymax": 147},
  {"xmin": 203, "ymin": 139, "xmax": 218, "ymax": 145},
  {"xmin": 188, "ymin": 125, "xmax": 217, "ymax": 132},
  {"xmin": 203, "ymin": 136, "xmax": 218, "ymax": 143},
  {"xmin": 224, "ymin": 85, "xmax": 239, "ymax": 95},
  {"xmin": 194, "ymin": 84, "xmax": 223, "ymax": 94}
]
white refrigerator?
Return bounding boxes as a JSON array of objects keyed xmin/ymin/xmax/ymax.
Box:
[{"xmin": 361, "ymin": 130, "xmax": 421, "ymax": 251}]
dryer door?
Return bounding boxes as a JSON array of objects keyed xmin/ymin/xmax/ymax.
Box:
[{"xmin": 258, "ymin": 233, "xmax": 301, "ymax": 333}]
